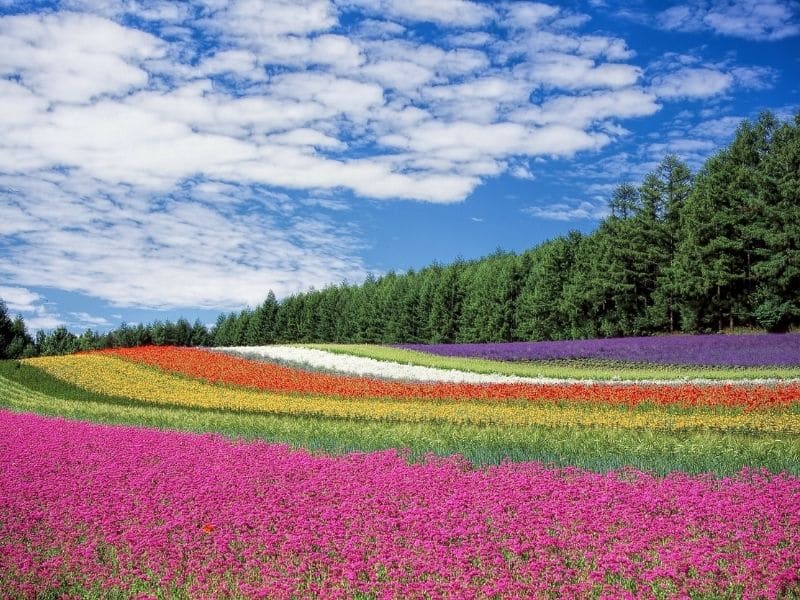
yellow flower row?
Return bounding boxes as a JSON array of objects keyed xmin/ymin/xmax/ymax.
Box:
[{"xmin": 25, "ymin": 354, "xmax": 800, "ymax": 434}]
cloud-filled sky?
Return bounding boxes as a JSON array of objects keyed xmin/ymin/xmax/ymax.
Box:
[{"xmin": 0, "ymin": 0, "xmax": 798, "ymax": 330}]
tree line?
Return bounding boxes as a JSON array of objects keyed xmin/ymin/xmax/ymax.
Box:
[
  {"xmin": 1, "ymin": 111, "xmax": 798, "ymax": 359},
  {"xmin": 0, "ymin": 311, "xmax": 212, "ymax": 359}
]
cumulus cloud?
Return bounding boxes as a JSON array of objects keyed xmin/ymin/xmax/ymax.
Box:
[
  {"xmin": 690, "ymin": 115, "xmax": 747, "ymax": 139},
  {"xmin": 69, "ymin": 312, "xmax": 111, "ymax": 327},
  {"xmin": 523, "ymin": 200, "xmax": 609, "ymax": 221},
  {"xmin": 520, "ymin": 53, "xmax": 641, "ymax": 90},
  {"xmin": 0, "ymin": 286, "xmax": 43, "ymax": 313},
  {"xmin": 657, "ymin": 0, "xmax": 800, "ymax": 41},
  {"xmin": 0, "ymin": 174, "xmax": 368, "ymax": 309},
  {"xmin": 338, "ymin": 0, "xmax": 495, "ymax": 27},
  {"xmin": 0, "ymin": 13, "xmax": 164, "ymax": 103},
  {"xmin": 501, "ymin": 2, "xmax": 560, "ymax": 28},
  {"xmin": 515, "ymin": 88, "xmax": 660, "ymax": 127},
  {"xmin": 0, "ymin": 0, "xmax": 683, "ymax": 308},
  {"xmin": 651, "ymin": 67, "xmax": 733, "ymax": 99},
  {"xmin": 0, "ymin": 285, "xmax": 64, "ymax": 331}
]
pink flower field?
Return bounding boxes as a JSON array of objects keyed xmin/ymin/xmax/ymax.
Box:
[{"xmin": 1, "ymin": 410, "xmax": 799, "ymax": 599}]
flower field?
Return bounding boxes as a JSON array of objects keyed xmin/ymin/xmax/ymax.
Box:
[
  {"xmin": 3, "ymin": 411, "xmax": 800, "ymax": 599},
  {"xmin": 1, "ymin": 338, "xmax": 800, "ymax": 598},
  {"xmin": 304, "ymin": 342, "xmax": 800, "ymax": 381},
  {"xmin": 397, "ymin": 333, "xmax": 800, "ymax": 366}
]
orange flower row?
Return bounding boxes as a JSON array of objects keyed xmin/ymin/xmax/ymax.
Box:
[{"xmin": 102, "ymin": 346, "xmax": 800, "ymax": 411}]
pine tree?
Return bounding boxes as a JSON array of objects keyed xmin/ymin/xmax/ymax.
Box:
[
  {"xmin": 515, "ymin": 233, "xmax": 580, "ymax": 340},
  {"xmin": 650, "ymin": 156, "xmax": 692, "ymax": 332},
  {"xmin": 429, "ymin": 261, "xmax": 463, "ymax": 343},
  {"xmin": 752, "ymin": 112, "xmax": 800, "ymax": 329}
]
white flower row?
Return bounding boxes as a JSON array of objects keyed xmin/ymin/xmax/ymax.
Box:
[
  {"xmin": 216, "ymin": 345, "xmax": 795, "ymax": 386},
  {"xmin": 218, "ymin": 345, "xmax": 544, "ymax": 384}
]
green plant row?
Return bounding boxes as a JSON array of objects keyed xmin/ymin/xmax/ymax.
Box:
[
  {"xmin": 2, "ymin": 361, "xmax": 799, "ymax": 476},
  {"xmin": 301, "ymin": 344, "xmax": 800, "ymax": 381}
]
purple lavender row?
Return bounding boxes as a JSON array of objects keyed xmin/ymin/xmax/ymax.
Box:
[
  {"xmin": 397, "ymin": 333, "xmax": 800, "ymax": 366},
  {"xmin": 2, "ymin": 410, "xmax": 799, "ymax": 598}
]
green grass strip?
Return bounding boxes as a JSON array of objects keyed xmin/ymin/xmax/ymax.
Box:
[
  {"xmin": 302, "ymin": 343, "xmax": 800, "ymax": 381},
  {"xmin": 2, "ymin": 360, "xmax": 799, "ymax": 476}
]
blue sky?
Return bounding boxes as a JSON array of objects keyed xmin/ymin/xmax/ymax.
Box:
[{"xmin": 0, "ymin": 0, "xmax": 798, "ymax": 331}]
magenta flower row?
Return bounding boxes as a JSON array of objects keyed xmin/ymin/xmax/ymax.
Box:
[{"xmin": 2, "ymin": 410, "xmax": 798, "ymax": 598}]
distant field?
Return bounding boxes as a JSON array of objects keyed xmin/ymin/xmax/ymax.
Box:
[
  {"xmin": 2, "ymin": 337, "xmax": 799, "ymax": 597},
  {"xmin": 396, "ymin": 333, "xmax": 800, "ymax": 366},
  {"xmin": 305, "ymin": 341, "xmax": 800, "ymax": 380}
]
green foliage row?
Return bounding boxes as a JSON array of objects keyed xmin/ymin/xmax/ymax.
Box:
[
  {"xmin": 302, "ymin": 344, "xmax": 800, "ymax": 380},
  {"xmin": 0, "ymin": 310, "xmax": 213, "ymax": 360},
  {"xmin": 2, "ymin": 361, "xmax": 798, "ymax": 475},
  {"xmin": 0, "ymin": 302, "xmax": 35, "ymax": 359}
]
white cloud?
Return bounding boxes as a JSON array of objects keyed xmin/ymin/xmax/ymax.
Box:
[
  {"xmin": 444, "ymin": 31, "xmax": 493, "ymax": 47},
  {"xmin": 510, "ymin": 164, "xmax": 535, "ymax": 180},
  {"xmin": 523, "ymin": 200, "xmax": 609, "ymax": 221},
  {"xmin": 657, "ymin": 0, "xmax": 800, "ymax": 41},
  {"xmin": 502, "ymin": 2, "xmax": 560, "ymax": 28},
  {"xmin": 520, "ymin": 53, "xmax": 641, "ymax": 90},
  {"xmin": 63, "ymin": 0, "xmax": 192, "ymax": 22},
  {"xmin": 269, "ymin": 128, "xmax": 347, "ymax": 150},
  {"xmin": 0, "ymin": 13, "xmax": 164, "ymax": 103},
  {"xmin": 648, "ymin": 138, "xmax": 716, "ymax": 154},
  {"xmin": 339, "ymin": 0, "xmax": 495, "ymax": 27},
  {"xmin": 509, "ymin": 30, "xmax": 635, "ymax": 61},
  {"xmin": 380, "ymin": 121, "xmax": 608, "ymax": 165},
  {"xmin": 356, "ymin": 19, "xmax": 406, "ymax": 38},
  {"xmin": 0, "ymin": 285, "xmax": 64, "ymax": 331},
  {"xmin": 691, "ymin": 115, "xmax": 746, "ymax": 139},
  {"xmin": 731, "ymin": 66, "xmax": 778, "ymax": 90},
  {"xmin": 363, "ymin": 39, "xmax": 490, "ymax": 77},
  {"xmin": 0, "ymin": 286, "xmax": 42, "ymax": 313},
  {"xmin": 0, "ymin": 1, "xmax": 671, "ymax": 308},
  {"xmin": 268, "ymin": 72, "xmax": 383, "ymax": 117},
  {"xmin": 359, "ymin": 60, "xmax": 435, "ymax": 91},
  {"xmin": 197, "ymin": 50, "xmax": 262, "ymax": 78},
  {"xmin": 209, "ymin": 0, "xmax": 337, "ymax": 38},
  {"xmin": 651, "ymin": 67, "xmax": 733, "ymax": 99},
  {"xmin": 69, "ymin": 312, "xmax": 111, "ymax": 327},
  {"xmin": 516, "ymin": 89, "xmax": 660, "ymax": 127},
  {"xmin": 24, "ymin": 314, "xmax": 67, "ymax": 332},
  {"xmin": 0, "ymin": 174, "xmax": 369, "ymax": 309}
]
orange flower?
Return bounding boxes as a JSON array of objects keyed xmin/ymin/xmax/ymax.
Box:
[{"xmin": 202, "ymin": 523, "xmax": 214, "ymax": 534}]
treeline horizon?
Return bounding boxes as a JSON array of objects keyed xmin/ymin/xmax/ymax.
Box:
[{"xmin": 2, "ymin": 110, "xmax": 798, "ymax": 359}]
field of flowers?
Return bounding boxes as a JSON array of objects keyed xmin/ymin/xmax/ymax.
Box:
[
  {"xmin": 1, "ymin": 335, "xmax": 799, "ymax": 597},
  {"xmin": 397, "ymin": 333, "xmax": 800, "ymax": 366}
]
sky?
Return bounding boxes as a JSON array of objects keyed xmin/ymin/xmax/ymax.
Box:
[{"xmin": 0, "ymin": 0, "xmax": 798, "ymax": 331}]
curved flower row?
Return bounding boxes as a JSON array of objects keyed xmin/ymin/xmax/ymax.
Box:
[
  {"xmin": 220, "ymin": 345, "xmax": 546, "ymax": 384},
  {"xmin": 224, "ymin": 344, "xmax": 800, "ymax": 385},
  {"xmin": 306, "ymin": 343, "xmax": 800, "ymax": 381},
  {"xmin": 100, "ymin": 346, "xmax": 800, "ymax": 411},
  {"xmin": 3, "ymin": 410, "xmax": 799, "ymax": 599},
  {"xmin": 23, "ymin": 354, "xmax": 800, "ymax": 434}
]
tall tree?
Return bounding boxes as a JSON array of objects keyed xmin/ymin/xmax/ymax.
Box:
[
  {"xmin": 641, "ymin": 156, "xmax": 693, "ymax": 331},
  {"xmin": 751, "ymin": 113, "xmax": 800, "ymax": 329},
  {"xmin": 429, "ymin": 260, "xmax": 464, "ymax": 343},
  {"xmin": 515, "ymin": 233, "xmax": 580, "ymax": 340},
  {"xmin": 675, "ymin": 114, "xmax": 777, "ymax": 331}
]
